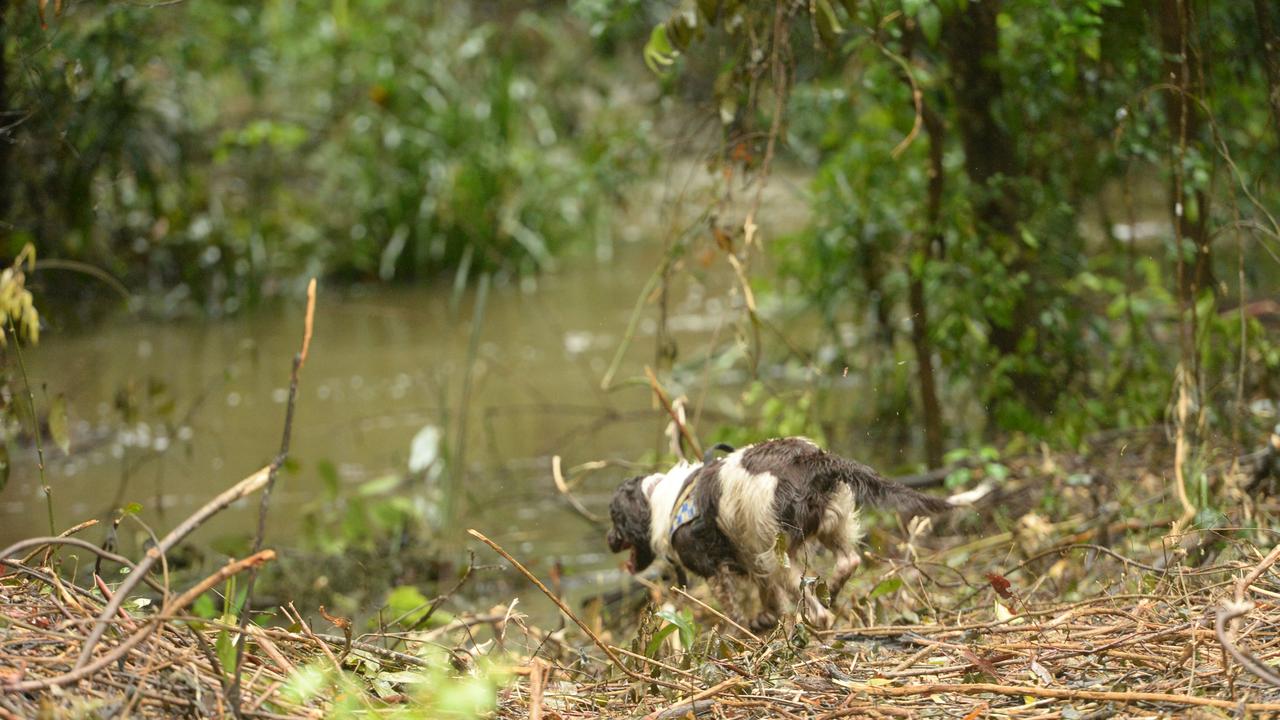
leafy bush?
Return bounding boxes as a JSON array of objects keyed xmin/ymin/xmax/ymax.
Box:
[{"xmin": 8, "ymin": 3, "xmax": 653, "ymax": 314}]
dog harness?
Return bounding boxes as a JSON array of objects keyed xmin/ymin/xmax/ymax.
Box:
[
  {"xmin": 669, "ymin": 477, "xmax": 699, "ymax": 538},
  {"xmin": 669, "ymin": 443, "xmax": 735, "ymax": 539}
]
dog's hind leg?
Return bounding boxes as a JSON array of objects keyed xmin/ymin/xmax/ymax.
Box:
[{"xmin": 818, "ymin": 486, "xmax": 865, "ymax": 604}]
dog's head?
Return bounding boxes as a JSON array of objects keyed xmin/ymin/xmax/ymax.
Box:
[{"xmin": 607, "ymin": 475, "xmax": 656, "ymax": 574}]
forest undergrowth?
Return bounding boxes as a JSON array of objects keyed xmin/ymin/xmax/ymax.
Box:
[{"xmin": 4, "ymin": 404, "xmax": 1280, "ymax": 718}]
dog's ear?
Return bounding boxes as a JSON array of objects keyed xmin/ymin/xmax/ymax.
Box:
[{"xmin": 607, "ymin": 475, "xmax": 656, "ymax": 572}]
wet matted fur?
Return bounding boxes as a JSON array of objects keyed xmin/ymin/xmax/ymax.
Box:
[{"xmin": 606, "ymin": 437, "xmax": 951, "ymax": 631}]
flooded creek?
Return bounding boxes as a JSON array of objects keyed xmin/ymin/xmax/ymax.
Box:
[{"xmin": 5, "ymin": 192, "xmax": 822, "ymax": 620}]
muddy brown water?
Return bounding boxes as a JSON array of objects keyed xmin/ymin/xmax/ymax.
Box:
[
  {"xmin": 8, "ymin": 255, "xmax": 669, "ymax": 595},
  {"xmin": 3, "ymin": 178, "xmax": 841, "ymax": 622}
]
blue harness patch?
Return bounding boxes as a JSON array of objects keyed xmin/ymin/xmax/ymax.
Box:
[{"xmin": 671, "ymin": 497, "xmax": 697, "ymax": 537}]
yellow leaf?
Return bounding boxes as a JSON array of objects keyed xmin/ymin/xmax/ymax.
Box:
[{"xmin": 49, "ymin": 394, "xmax": 71, "ymax": 455}]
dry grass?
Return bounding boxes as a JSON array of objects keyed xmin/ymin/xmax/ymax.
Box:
[{"xmin": 4, "ymin": 434, "xmax": 1280, "ymax": 718}]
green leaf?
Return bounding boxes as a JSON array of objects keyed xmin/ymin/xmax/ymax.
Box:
[
  {"xmin": 918, "ymin": 2, "xmax": 941, "ymax": 46},
  {"xmin": 944, "ymin": 467, "xmax": 972, "ymax": 490},
  {"xmin": 774, "ymin": 532, "xmax": 791, "ymax": 570},
  {"xmin": 122, "ymin": 502, "xmax": 143, "ymax": 516},
  {"xmin": 193, "ymin": 593, "xmax": 217, "ymax": 620},
  {"xmin": 386, "ymin": 585, "xmax": 432, "ymax": 626},
  {"xmin": 49, "ymin": 394, "xmax": 71, "ymax": 455},
  {"xmin": 645, "ymin": 623, "xmax": 679, "ymax": 658},
  {"xmin": 813, "ymin": 578, "xmax": 832, "ymax": 607},
  {"xmin": 868, "ymin": 577, "xmax": 903, "ymax": 600},
  {"xmin": 656, "ymin": 609, "xmax": 698, "ymax": 649},
  {"xmin": 215, "ymin": 629, "xmax": 238, "ymax": 676},
  {"xmin": 815, "ymin": 0, "xmax": 845, "ymax": 46},
  {"xmin": 643, "ymin": 24, "xmax": 677, "ymax": 75},
  {"xmin": 696, "ymin": 0, "xmax": 720, "ymax": 22},
  {"xmin": 317, "ymin": 459, "xmax": 340, "ymax": 499}
]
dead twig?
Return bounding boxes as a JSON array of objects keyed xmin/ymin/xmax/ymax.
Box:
[
  {"xmin": 3, "ymin": 549, "xmax": 277, "ymax": 692},
  {"xmin": 644, "ymin": 366, "xmax": 703, "ymax": 460},
  {"xmin": 551, "ymin": 455, "xmax": 604, "ymax": 526},
  {"xmin": 230, "ymin": 278, "xmax": 317, "ymax": 715},
  {"xmin": 73, "ymin": 465, "xmax": 272, "ymax": 670},
  {"xmin": 1215, "ymin": 543, "xmax": 1280, "ymax": 689},
  {"xmin": 847, "ymin": 680, "xmax": 1280, "ymax": 712},
  {"xmin": 467, "ymin": 528, "xmax": 695, "ymax": 691}
]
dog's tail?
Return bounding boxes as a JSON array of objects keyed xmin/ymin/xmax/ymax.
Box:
[{"xmin": 833, "ymin": 456, "xmax": 951, "ymax": 516}]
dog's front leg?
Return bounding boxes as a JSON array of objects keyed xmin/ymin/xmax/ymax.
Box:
[
  {"xmin": 749, "ymin": 574, "xmax": 788, "ymax": 633},
  {"xmin": 710, "ymin": 569, "xmax": 744, "ymax": 628}
]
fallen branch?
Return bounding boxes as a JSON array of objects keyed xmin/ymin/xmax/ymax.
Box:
[
  {"xmin": 4, "ymin": 548, "xmax": 277, "ymax": 692},
  {"xmin": 642, "ymin": 678, "xmax": 744, "ymax": 720},
  {"xmin": 73, "ymin": 465, "xmax": 272, "ymax": 669},
  {"xmin": 846, "ymin": 681, "xmax": 1280, "ymax": 712},
  {"xmin": 467, "ymin": 528, "xmax": 694, "ymax": 692},
  {"xmin": 1215, "ymin": 543, "xmax": 1280, "ymax": 689}
]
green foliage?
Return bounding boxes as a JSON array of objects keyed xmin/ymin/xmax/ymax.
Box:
[
  {"xmin": 283, "ymin": 646, "xmax": 507, "ymax": 718},
  {"xmin": 716, "ymin": 381, "xmax": 825, "ymax": 448},
  {"xmin": 649, "ymin": 608, "xmax": 699, "ymax": 656},
  {"xmin": 943, "ymin": 446, "xmax": 1010, "ymax": 490},
  {"xmin": 643, "ymin": 0, "xmax": 1280, "ymax": 450},
  {"xmin": 0, "ymin": 245, "xmax": 39, "ymax": 345},
  {"xmin": 9, "ymin": 3, "xmax": 653, "ymax": 314}
]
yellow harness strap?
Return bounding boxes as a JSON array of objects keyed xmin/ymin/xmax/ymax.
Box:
[{"xmin": 669, "ymin": 473, "xmax": 699, "ymax": 538}]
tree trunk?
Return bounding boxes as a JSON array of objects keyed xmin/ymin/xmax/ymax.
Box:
[
  {"xmin": 860, "ymin": 243, "xmax": 895, "ymax": 347},
  {"xmin": 0, "ymin": 3, "xmax": 11, "ymax": 240},
  {"xmin": 908, "ymin": 104, "xmax": 946, "ymax": 470},
  {"xmin": 1256, "ymin": 0, "xmax": 1280, "ymax": 145},
  {"xmin": 942, "ymin": 0, "xmax": 1055, "ymax": 411},
  {"xmin": 1157, "ymin": 0, "xmax": 1215, "ymax": 301}
]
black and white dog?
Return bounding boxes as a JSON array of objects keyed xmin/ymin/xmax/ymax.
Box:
[{"xmin": 606, "ymin": 437, "xmax": 950, "ymax": 631}]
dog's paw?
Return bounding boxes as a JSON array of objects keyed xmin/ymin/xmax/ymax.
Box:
[
  {"xmin": 803, "ymin": 595, "xmax": 836, "ymax": 629},
  {"xmin": 748, "ymin": 612, "xmax": 778, "ymax": 633},
  {"xmin": 807, "ymin": 605, "xmax": 836, "ymax": 629}
]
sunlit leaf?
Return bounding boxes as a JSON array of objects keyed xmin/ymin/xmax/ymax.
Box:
[
  {"xmin": 386, "ymin": 585, "xmax": 432, "ymax": 626},
  {"xmin": 408, "ymin": 424, "xmax": 442, "ymax": 475},
  {"xmin": 656, "ymin": 608, "xmax": 698, "ymax": 649},
  {"xmin": 994, "ymin": 601, "xmax": 1018, "ymax": 623},
  {"xmin": 215, "ymin": 629, "xmax": 238, "ymax": 676},
  {"xmin": 644, "ymin": 24, "xmax": 677, "ymax": 75},
  {"xmin": 49, "ymin": 394, "xmax": 70, "ymax": 455},
  {"xmin": 868, "ymin": 577, "xmax": 903, "ymax": 600}
]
